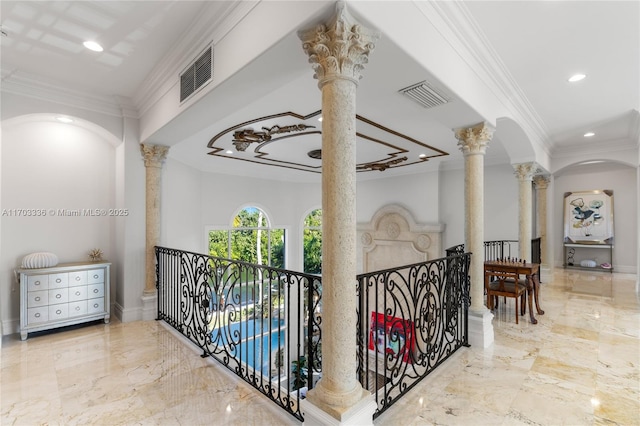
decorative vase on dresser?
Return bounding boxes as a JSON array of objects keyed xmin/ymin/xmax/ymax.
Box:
[{"xmin": 17, "ymin": 261, "xmax": 111, "ymax": 340}]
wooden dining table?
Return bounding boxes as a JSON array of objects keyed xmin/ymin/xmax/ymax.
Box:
[{"xmin": 484, "ymin": 260, "xmax": 544, "ymax": 324}]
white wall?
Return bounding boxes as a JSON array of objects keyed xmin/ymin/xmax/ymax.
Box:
[
  {"xmin": 553, "ymin": 166, "xmax": 638, "ymax": 273},
  {"xmin": 162, "ymin": 158, "xmax": 202, "ymax": 253},
  {"xmin": 357, "ymin": 171, "xmax": 440, "ymax": 225},
  {"xmin": 113, "ymin": 117, "xmax": 146, "ymax": 322},
  {"xmin": 1, "ymin": 117, "xmax": 118, "ymax": 333},
  {"xmin": 440, "ymin": 163, "xmax": 519, "ymax": 252}
]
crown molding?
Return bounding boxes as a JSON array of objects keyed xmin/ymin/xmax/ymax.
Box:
[
  {"xmin": 1, "ymin": 69, "xmax": 136, "ymax": 118},
  {"xmin": 552, "ymin": 137, "xmax": 637, "ymax": 158},
  {"xmin": 133, "ymin": 1, "xmax": 259, "ymax": 117},
  {"xmin": 416, "ymin": 1, "xmax": 553, "ymax": 159}
]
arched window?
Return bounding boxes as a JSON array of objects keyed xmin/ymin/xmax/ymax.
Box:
[
  {"xmin": 303, "ymin": 209, "xmax": 322, "ymax": 274},
  {"xmin": 208, "ymin": 206, "xmax": 285, "ymax": 268}
]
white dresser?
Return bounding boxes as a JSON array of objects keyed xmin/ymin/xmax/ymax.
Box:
[{"xmin": 18, "ymin": 261, "xmax": 111, "ymax": 340}]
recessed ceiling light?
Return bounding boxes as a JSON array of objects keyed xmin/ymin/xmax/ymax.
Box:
[
  {"xmin": 583, "ymin": 132, "xmax": 595, "ymax": 137},
  {"xmin": 317, "ymin": 117, "xmax": 323, "ymax": 122},
  {"xmin": 56, "ymin": 116, "xmax": 73, "ymax": 123},
  {"xmin": 419, "ymin": 154, "xmax": 427, "ymax": 159},
  {"xmin": 568, "ymin": 73, "xmax": 586, "ymax": 82},
  {"xmin": 83, "ymin": 41, "xmax": 103, "ymax": 52},
  {"xmin": 225, "ymin": 150, "xmax": 233, "ymax": 154},
  {"xmin": 580, "ymin": 160, "xmax": 604, "ymax": 165}
]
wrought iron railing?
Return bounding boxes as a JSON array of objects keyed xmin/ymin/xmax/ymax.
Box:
[
  {"xmin": 155, "ymin": 247, "xmax": 321, "ymax": 422},
  {"xmin": 355, "ymin": 253, "xmax": 471, "ymax": 419},
  {"xmin": 156, "ymin": 247, "xmax": 471, "ymax": 422}
]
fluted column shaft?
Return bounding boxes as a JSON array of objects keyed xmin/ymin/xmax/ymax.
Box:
[
  {"xmin": 140, "ymin": 144, "xmax": 169, "ymax": 295},
  {"xmin": 299, "ymin": 2, "xmax": 379, "ymax": 417},
  {"xmin": 533, "ymin": 175, "xmax": 550, "ymax": 267},
  {"xmin": 515, "ymin": 163, "xmax": 536, "ymax": 262},
  {"xmin": 455, "ymin": 123, "xmax": 493, "ymax": 313}
]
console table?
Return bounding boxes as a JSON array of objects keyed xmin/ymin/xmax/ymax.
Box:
[{"xmin": 563, "ymin": 238, "xmax": 613, "ymax": 272}]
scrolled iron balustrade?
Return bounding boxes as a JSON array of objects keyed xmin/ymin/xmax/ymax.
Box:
[
  {"xmin": 156, "ymin": 246, "xmax": 471, "ymax": 422},
  {"xmin": 155, "ymin": 246, "xmax": 320, "ymax": 421},
  {"xmin": 356, "ymin": 253, "xmax": 471, "ymax": 419}
]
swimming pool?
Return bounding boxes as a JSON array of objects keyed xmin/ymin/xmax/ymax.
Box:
[{"xmin": 211, "ymin": 317, "xmax": 285, "ymax": 376}]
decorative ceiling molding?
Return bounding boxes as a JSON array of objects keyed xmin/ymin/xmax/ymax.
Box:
[
  {"xmin": 207, "ymin": 110, "xmax": 448, "ymax": 174},
  {"xmin": 133, "ymin": 1, "xmax": 257, "ymax": 116},
  {"xmin": 1, "ymin": 70, "xmax": 136, "ymax": 118},
  {"xmin": 417, "ymin": 1, "xmax": 553, "ymax": 157}
]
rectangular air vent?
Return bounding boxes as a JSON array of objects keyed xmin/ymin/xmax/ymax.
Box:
[
  {"xmin": 180, "ymin": 45, "xmax": 213, "ymax": 102},
  {"xmin": 399, "ymin": 80, "xmax": 449, "ymax": 109}
]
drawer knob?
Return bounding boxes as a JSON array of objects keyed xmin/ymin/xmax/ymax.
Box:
[
  {"xmin": 75, "ymin": 277, "xmax": 81, "ymax": 281},
  {"xmin": 56, "ymin": 294, "xmax": 62, "ymax": 299},
  {"xmin": 93, "ymin": 289, "xmax": 99, "ymax": 293},
  {"xmin": 56, "ymin": 278, "xmax": 61, "ymax": 283},
  {"xmin": 75, "ymin": 306, "xmax": 80, "ymax": 311},
  {"xmin": 35, "ymin": 281, "xmax": 41, "ymax": 286},
  {"xmin": 35, "ymin": 313, "xmax": 41, "ymax": 318},
  {"xmin": 35, "ymin": 296, "xmax": 41, "ymax": 301},
  {"xmin": 56, "ymin": 309, "xmax": 62, "ymax": 315},
  {"xmin": 75, "ymin": 291, "xmax": 81, "ymax": 296},
  {"xmin": 93, "ymin": 303, "xmax": 99, "ymax": 308}
]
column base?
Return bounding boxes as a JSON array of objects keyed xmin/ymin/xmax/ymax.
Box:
[
  {"xmin": 302, "ymin": 390, "xmax": 377, "ymax": 426},
  {"xmin": 468, "ymin": 308, "xmax": 494, "ymax": 348},
  {"xmin": 540, "ymin": 266, "xmax": 553, "ymax": 284},
  {"xmin": 141, "ymin": 292, "xmax": 157, "ymax": 321}
]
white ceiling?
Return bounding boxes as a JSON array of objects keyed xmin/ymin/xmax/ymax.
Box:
[{"xmin": 1, "ymin": 1, "xmax": 638, "ymax": 182}]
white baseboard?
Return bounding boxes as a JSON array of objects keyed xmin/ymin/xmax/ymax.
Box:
[
  {"xmin": 1, "ymin": 319, "xmax": 19, "ymax": 336},
  {"xmin": 113, "ymin": 301, "xmax": 142, "ymax": 323}
]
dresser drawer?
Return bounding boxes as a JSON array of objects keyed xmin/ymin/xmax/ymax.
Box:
[
  {"xmin": 87, "ymin": 269, "xmax": 104, "ymax": 284},
  {"xmin": 69, "ymin": 300, "xmax": 88, "ymax": 317},
  {"xmin": 69, "ymin": 271, "xmax": 88, "ymax": 286},
  {"xmin": 49, "ymin": 288, "xmax": 69, "ymax": 304},
  {"xmin": 49, "ymin": 304, "xmax": 69, "ymax": 320},
  {"xmin": 28, "ymin": 307, "xmax": 49, "ymax": 324},
  {"xmin": 27, "ymin": 275, "xmax": 49, "ymax": 291},
  {"xmin": 49, "ymin": 273, "xmax": 69, "ymax": 288},
  {"xmin": 19, "ymin": 261, "xmax": 110, "ymax": 340},
  {"xmin": 28, "ymin": 290, "xmax": 49, "ymax": 307},
  {"xmin": 87, "ymin": 283, "xmax": 104, "ymax": 299},
  {"xmin": 87, "ymin": 298, "xmax": 104, "ymax": 314},
  {"xmin": 68, "ymin": 286, "xmax": 88, "ymax": 302}
]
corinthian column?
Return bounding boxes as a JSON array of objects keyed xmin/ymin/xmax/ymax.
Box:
[
  {"xmin": 533, "ymin": 175, "xmax": 550, "ymax": 271},
  {"xmin": 298, "ymin": 2, "xmax": 379, "ymax": 423},
  {"xmin": 514, "ymin": 163, "xmax": 537, "ymax": 262},
  {"xmin": 140, "ymin": 144, "xmax": 169, "ymax": 301},
  {"xmin": 455, "ymin": 122, "xmax": 494, "ymax": 348}
]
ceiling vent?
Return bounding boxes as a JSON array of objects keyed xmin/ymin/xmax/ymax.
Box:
[
  {"xmin": 180, "ymin": 45, "xmax": 213, "ymax": 103},
  {"xmin": 399, "ymin": 80, "xmax": 450, "ymax": 109}
]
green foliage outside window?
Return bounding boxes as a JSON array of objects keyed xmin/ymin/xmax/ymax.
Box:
[
  {"xmin": 303, "ymin": 209, "xmax": 322, "ymax": 274},
  {"xmin": 209, "ymin": 207, "xmax": 284, "ymax": 268}
]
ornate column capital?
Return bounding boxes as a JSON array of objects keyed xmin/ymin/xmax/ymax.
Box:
[
  {"xmin": 140, "ymin": 143, "xmax": 169, "ymax": 168},
  {"xmin": 454, "ymin": 122, "xmax": 494, "ymax": 155},
  {"xmin": 513, "ymin": 162, "xmax": 537, "ymax": 181},
  {"xmin": 533, "ymin": 174, "xmax": 550, "ymax": 189},
  {"xmin": 298, "ymin": 1, "xmax": 379, "ymax": 88}
]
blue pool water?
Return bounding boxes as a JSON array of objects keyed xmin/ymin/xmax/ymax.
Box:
[{"xmin": 211, "ymin": 318, "xmax": 285, "ymax": 376}]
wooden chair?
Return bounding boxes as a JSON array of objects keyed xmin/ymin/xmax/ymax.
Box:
[{"xmin": 484, "ymin": 267, "xmax": 527, "ymax": 324}]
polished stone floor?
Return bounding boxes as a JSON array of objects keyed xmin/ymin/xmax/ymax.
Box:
[{"xmin": 2, "ymin": 268, "xmax": 638, "ymax": 425}]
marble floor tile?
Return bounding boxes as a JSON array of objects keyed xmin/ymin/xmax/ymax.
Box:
[{"xmin": 2, "ymin": 268, "xmax": 639, "ymax": 425}]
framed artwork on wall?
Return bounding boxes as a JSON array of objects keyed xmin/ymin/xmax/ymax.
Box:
[{"xmin": 563, "ymin": 190, "xmax": 614, "ymax": 243}]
